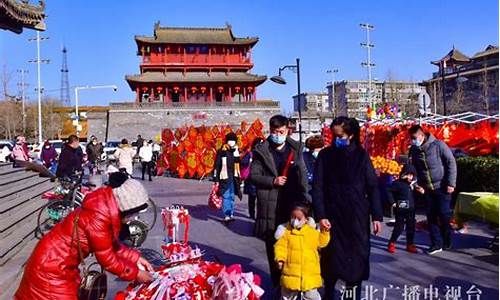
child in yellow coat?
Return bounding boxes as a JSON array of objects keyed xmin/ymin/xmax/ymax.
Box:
[{"xmin": 274, "ymin": 203, "xmax": 331, "ymax": 300}]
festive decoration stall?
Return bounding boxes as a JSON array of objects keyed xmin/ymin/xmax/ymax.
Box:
[
  {"xmin": 322, "ymin": 120, "xmax": 498, "ymax": 158},
  {"xmin": 115, "ymin": 206, "xmax": 264, "ymax": 300},
  {"xmin": 157, "ymin": 120, "xmax": 265, "ymax": 179}
]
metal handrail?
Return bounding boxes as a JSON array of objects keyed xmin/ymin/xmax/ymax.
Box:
[{"xmin": 356, "ymin": 111, "xmax": 499, "ymax": 126}]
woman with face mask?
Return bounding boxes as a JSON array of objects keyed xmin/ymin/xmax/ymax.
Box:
[
  {"xmin": 312, "ymin": 116, "xmax": 383, "ymax": 300},
  {"xmin": 11, "ymin": 135, "xmax": 29, "ymax": 167},
  {"xmin": 40, "ymin": 140, "xmax": 58, "ymax": 169},
  {"xmin": 15, "ymin": 173, "xmax": 154, "ymax": 299},
  {"xmin": 214, "ymin": 132, "xmax": 242, "ymax": 222}
]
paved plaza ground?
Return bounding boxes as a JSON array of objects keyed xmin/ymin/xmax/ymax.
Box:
[{"xmin": 107, "ymin": 172, "xmax": 499, "ymax": 300}]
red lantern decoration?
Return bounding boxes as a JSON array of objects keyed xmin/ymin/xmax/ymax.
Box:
[
  {"xmin": 234, "ymin": 86, "xmax": 241, "ymax": 93},
  {"xmin": 247, "ymin": 86, "xmax": 254, "ymax": 92},
  {"xmin": 200, "ymin": 86, "xmax": 207, "ymax": 94},
  {"xmin": 173, "ymin": 86, "xmax": 180, "ymax": 94},
  {"xmin": 191, "ymin": 86, "xmax": 198, "ymax": 94},
  {"xmin": 157, "ymin": 86, "xmax": 163, "ymax": 92},
  {"xmin": 217, "ymin": 86, "xmax": 224, "ymax": 93},
  {"xmin": 141, "ymin": 86, "xmax": 149, "ymax": 92}
]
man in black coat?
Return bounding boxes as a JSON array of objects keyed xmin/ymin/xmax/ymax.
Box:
[
  {"xmin": 249, "ymin": 115, "xmax": 310, "ymax": 288},
  {"xmin": 312, "ymin": 117, "xmax": 382, "ymax": 300},
  {"xmin": 56, "ymin": 135, "xmax": 83, "ymax": 178},
  {"xmin": 135, "ymin": 135, "xmax": 144, "ymax": 155},
  {"xmin": 86, "ymin": 135, "xmax": 103, "ymax": 169}
]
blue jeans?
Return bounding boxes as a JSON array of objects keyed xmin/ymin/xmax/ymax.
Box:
[
  {"xmin": 222, "ymin": 180, "xmax": 235, "ymax": 217},
  {"xmin": 425, "ymin": 187, "xmax": 452, "ymax": 248}
]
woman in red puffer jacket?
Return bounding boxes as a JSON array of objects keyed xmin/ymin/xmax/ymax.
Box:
[{"xmin": 15, "ymin": 173, "xmax": 154, "ymax": 300}]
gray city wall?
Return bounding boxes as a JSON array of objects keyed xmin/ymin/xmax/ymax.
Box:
[{"xmin": 88, "ymin": 106, "xmax": 281, "ymax": 142}]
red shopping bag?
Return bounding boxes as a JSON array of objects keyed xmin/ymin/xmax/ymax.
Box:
[{"xmin": 208, "ymin": 183, "xmax": 222, "ymax": 210}]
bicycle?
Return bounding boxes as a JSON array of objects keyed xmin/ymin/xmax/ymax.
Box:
[
  {"xmin": 36, "ymin": 173, "xmax": 91, "ymax": 238},
  {"xmin": 36, "ymin": 172, "xmax": 158, "ymax": 247}
]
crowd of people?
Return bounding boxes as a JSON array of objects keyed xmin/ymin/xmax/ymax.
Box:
[
  {"xmin": 10, "ymin": 113, "xmax": 457, "ymax": 300},
  {"xmin": 4, "ymin": 133, "xmax": 162, "ymax": 183},
  {"xmin": 214, "ymin": 114, "xmax": 457, "ymax": 300}
]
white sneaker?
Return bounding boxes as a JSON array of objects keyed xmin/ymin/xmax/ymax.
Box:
[{"xmin": 224, "ymin": 216, "xmax": 231, "ymax": 222}]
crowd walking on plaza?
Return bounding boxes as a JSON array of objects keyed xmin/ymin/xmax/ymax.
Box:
[
  {"xmin": 242, "ymin": 114, "xmax": 457, "ymax": 300},
  {"xmin": 10, "ymin": 112, "xmax": 457, "ymax": 300}
]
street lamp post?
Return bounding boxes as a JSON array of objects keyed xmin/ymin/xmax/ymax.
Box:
[
  {"xmin": 326, "ymin": 68, "xmax": 338, "ymax": 113},
  {"xmin": 270, "ymin": 58, "xmax": 303, "ymax": 144},
  {"xmin": 74, "ymin": 85, "xmax": 118, "ymax": 136}
]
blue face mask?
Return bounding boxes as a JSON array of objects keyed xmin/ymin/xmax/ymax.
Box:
[
  {"xmin": 270, "ymin": 134, "xmax": 286, "ymax": 145},
  {"xmin": 411, "ymin": 138, "xmax": 423, "ymax": 147},
  {"xmin": 335, "ymin": 137, "xmax": 349, "ymax": 148}
]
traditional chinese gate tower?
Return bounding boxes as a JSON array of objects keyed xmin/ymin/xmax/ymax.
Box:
[{"xmin": 126, "ymin": 22, "xmax": 267, "ymax": 103}]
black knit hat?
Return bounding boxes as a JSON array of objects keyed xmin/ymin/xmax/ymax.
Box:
[
  {"xmin": 225, "ymin": 132, "xmax": 237, "ymax": 142},
  {"xmin": 400, "ymin": 164, "xmax": 417, "ymax": 177},
  {"xmin": 108, "ymin": 172, "xmax": 129, "ymax": 188}
]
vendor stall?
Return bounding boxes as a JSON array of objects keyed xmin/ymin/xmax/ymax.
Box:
[{"xmin": 115, "ymin": 206, "xmax": 264, "ymax": 300}]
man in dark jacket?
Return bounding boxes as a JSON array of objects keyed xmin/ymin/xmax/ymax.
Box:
[
  {"xmin": 86, "ymin": 135, "xmax": 103, "ymax": 171},
  {"xmin": 249, "ymin": 115, "xmax": 310, "ymax": 288},
  {"xmin": 135, "ymin": 135, "xmax": 144, "ymax": 155},
  {"xmin": 214, "ymin": 132, "xmax": 242, "ymax": 222},
  {"xmin": 408, "ymin": 125, "xmax": 457, "ymax": 254},
  {"xmin": 56, "ymin": 135, "xmax": 83, "ymax": 178}
]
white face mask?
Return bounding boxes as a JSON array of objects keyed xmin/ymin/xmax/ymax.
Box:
[
  {"xmin": 291, "ymin": 218, "xmax": 305, "ymax": 229},
  {"xmin": 227, "ymin": 140, "xmax": 236, "ymax": 147}
]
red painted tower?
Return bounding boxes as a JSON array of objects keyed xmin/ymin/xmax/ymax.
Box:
[{"xmin": 126, "ymin": 22, "xmax": 267, "ymax": 103}]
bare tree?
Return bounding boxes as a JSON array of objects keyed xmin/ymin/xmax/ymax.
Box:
[
  {"xmin": 480, "ymin": 65, "xmax": 490, "ymax": 115},
  {"xmin": 0, "ymin": 64, "xmax": 22, "ymax": 140},
  {"xmin": 0, "ymin": 98, "xmax": 64, "ymax": 141},
  {"xmin": 448, "ymin": 81, "xmax": 467, "ymax": 114}
]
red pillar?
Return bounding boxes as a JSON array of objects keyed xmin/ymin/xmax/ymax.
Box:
[
  {"xmin": 151, "ymin": 87, "xmax": 155, "ymax": 102},
  {"xmin": 243, "ymin": 86, "xmax": 247, "ymax": 102},
  {"xmin": 228, "ymin": 86, "xmax": 232, "ymax": 102},
  {"xmin": 209, "ymin": 86, "xmax": 213, "ymax": 102},
  {"xmin": 135, "ymin": 87, "xmax": 140, "ymax": 103},
  {"xmin": 184, "ymin": 87, "xmax": 188, "ymax": 102}
]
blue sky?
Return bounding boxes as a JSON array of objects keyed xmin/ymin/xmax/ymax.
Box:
[{"xmin": 1, "ymin": 0, "xmax": 498, "ymax": 112}]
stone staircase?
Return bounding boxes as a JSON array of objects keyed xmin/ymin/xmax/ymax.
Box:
[{"xmin": 0, "ymin": 162, "xmax": 55, "ymax": 299}]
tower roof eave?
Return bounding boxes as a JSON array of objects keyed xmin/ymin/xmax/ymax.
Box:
[
  {"xmin": 134, "ymin": 35, "xmax": 259, "ymax": 47},
  {"xmin": 125, "ymin": 72, "xmax": 267, "ymax": 90},
  {"xmin": 431, "ymin": 47, "xmax": 470, "ymax": 65}
]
